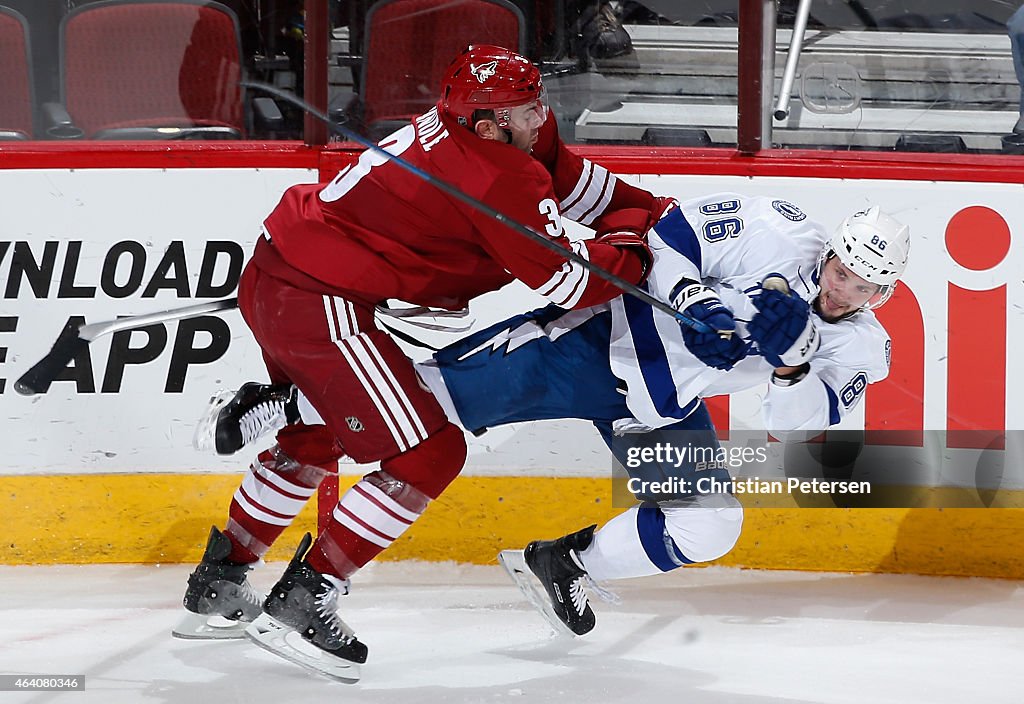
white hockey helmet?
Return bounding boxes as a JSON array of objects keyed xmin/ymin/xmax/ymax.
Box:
[{"xmin": 816, "ymin": 206, "xmax": 910, "ymax": 309}]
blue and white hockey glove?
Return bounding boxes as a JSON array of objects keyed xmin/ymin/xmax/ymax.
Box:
[
  {"xmin": 671, "ymin": 281, "xmax": 747, "ymax": 370},
  {"xmin": 748, "ymin": 274, "xmax": 820, "ymax": 367}
]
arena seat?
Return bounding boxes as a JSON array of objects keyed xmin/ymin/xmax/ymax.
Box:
[
  {"xmin": 0, "ymin": 6, "xmax": 34, "ymax": 139},
  {"xmin": 59, "ymin": 0, "xmax": 244, "ymax": 139},
  {"xmin": 346, "ymin": 0, "xmax": 527, "ymax": 139}
]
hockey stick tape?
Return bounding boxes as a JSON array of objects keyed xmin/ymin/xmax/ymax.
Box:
[{"xmin": 761, "ymin": 275, "xmax": 791, "ymax": 294}]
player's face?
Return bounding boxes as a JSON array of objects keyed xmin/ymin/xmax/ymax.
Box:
[
  {"xmin": 501, "ymin": 96, "xmax": 547, "ymax": 152},
  {"xmin": 815, "ymin": 256, "xmax": 882, "ymax": 321}
]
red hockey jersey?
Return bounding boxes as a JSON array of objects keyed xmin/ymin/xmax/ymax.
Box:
[{"xmin": 260, "ymin": 105, "xmax": 655, "ymax": 310}]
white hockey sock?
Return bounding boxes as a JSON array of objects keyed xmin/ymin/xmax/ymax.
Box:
[
  {"xmin": 578, "ymin": 506, "xmax": 665, "ymax": 581},
  {"xmin": 579, "ymin": 496, "xmax": 744, "ymax": 581}
]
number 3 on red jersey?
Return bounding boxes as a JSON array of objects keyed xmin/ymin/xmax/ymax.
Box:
[
  {"xmin": 320, "ymin": 124, "xmax": 563, "ymax": 243},
  {"xmin": 539, "ymin": 198, "xmax": 563, "ymax": 238},
  {"xmin": 320, "ymin": 127, "xmax": 416, "ymax": 202}
]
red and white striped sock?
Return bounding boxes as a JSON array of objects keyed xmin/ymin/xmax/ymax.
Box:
[
  {"xmin": 224, "ymin": 445, "xmax": 334, "ymax": 563},
  {"xmin": 306, "ymin": 470, "xmax": 429, "ymax": 579}
]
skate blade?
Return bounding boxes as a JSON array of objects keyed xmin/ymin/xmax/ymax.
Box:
[
  {"xmin": 171, "ymin": 611, "xmax": 250, "ymax": 640},
  {"xmin": 498, "ymin": 550, "xmax": 579, "ymax": 638},
  {"xmin": 245, "ymin": 613, "xmax": 361, "ymax": 684},
  {"xmin": 193, "ymin": 389, "xmax": 235, "ymax": 453}
]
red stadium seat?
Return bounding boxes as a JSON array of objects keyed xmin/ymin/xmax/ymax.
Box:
[
  {"xmin": 60, "ymin": 0, "xmax": 244, "ymax": 139},
  {"xmin": 354, "ymin": 0, "xmax": 527, "ymax": 137},
  {"xmin": 0, "ymin": 6, "xmax": 34, "ymax": 139}
]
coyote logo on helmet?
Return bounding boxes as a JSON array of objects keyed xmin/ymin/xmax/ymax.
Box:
[{"xmin": 470, "ymin": 60, "xmax": 498, "ymax": 83}]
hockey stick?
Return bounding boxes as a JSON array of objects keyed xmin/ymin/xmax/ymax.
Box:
[
  {"xmin": 14, "ymin": 297, "xmax": 239, "ymax": 396},
  {"xmin": 14, "ymin": 90, "xmax": 715, "ymax": 395},
  {"xmin": 242, "ymin": 81, "xmax": 716, "ymax": 335}
]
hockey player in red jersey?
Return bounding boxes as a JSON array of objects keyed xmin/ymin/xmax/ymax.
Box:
[{"xmin": 172, "ymin": 45, "xmax": 670, "ymax": 681}]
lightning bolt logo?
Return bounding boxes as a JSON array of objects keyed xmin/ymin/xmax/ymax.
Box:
[
  {"xmin": 457, "ymin": 320, "xmax": 544, "ymax": 361},
  {"xmin": 454, "ymin": 307, "xmax": 603, "ymax": 362}
]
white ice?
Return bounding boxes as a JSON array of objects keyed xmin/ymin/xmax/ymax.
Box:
[{"xmin": 1, "ymin": 562, "xmax": 1021, "ymax": 703}]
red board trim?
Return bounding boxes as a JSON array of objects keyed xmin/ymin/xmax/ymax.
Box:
[{"xmin": 2, "ymin": 143, "xmax": 1024, "ymax": 184}]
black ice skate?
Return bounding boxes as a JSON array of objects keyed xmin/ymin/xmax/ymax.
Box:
[
  {"xmin": 499, "ymin": 525, "xmax": 599, "ymax": 636},
  {"xmin": 245, "ymin": 533, "xmax": 368, "ymax": 683},
  {"xmin": 193, "ymin": 382, "xmax": 299, "ymax": 455},
  {"xmin": 171, "ymin": 526, "xmax": 263, "ymax": 639},
  {"xmin": 578, "ymin": 2, "xmax": 634, "ymax": 60}
]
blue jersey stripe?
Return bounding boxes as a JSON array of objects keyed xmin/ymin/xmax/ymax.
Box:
[
  {"xmin": 823, "ymin": 380, "xmax": 841, "ymax": 425},
  {"xmin": 636, "ymin": 505, "xmax": 693, "ymax": 572},
  {"xmin": 623, "ymin": 295, "xmax": 700, "ymax": 420},
  {"xmin": 654, "ymin": 207, "xmax": 702, "ymax": 270}
]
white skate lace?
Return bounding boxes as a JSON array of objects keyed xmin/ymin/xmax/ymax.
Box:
[
  {"xmin": 316, "ymin": 576, "xmax": 356, "ymax": 641},
  {"xmin": 566, "ymin": 570, "xmax": 620, "ymax": 616},
  {"xmin": 583, "ymin": 574, "xmax": 621, "ymax": 605},
  {"xmin": 238, "ymin": 575, "xmax": 261, "ymax": 609},
  {"xmin": 567, "ymin": 547, "xmax": 620, "ymax": 606},
  {"xmin": 568, "ymin": 577, "xmax": 590, "ymax": 616},
  {"xmin": 239, "ymin": 401, "xmax": 285, "ymax": 446}
]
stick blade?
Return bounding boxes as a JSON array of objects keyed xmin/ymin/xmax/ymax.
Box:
[{"xmin": 14, "ymin": 320, "xmax": 89, "ymax": 395}]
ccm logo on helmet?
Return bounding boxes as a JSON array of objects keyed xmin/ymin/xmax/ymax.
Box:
[
  {"xmin": 852, "ymin": 251, "xmax": 884, "ymax": 273},
  {"xmin": 470, "ymin": 61, "xmax": 498, "ymax": 83}
]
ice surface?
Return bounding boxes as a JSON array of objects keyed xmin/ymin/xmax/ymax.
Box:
[{"xmin": 0, "ymin": 562, "xmax": 1020, "ymax": 703}]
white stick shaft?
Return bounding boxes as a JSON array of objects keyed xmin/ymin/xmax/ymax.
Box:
[{"xmin": 78, "ymin": 297, "xmax": 239, "ymax": 341}]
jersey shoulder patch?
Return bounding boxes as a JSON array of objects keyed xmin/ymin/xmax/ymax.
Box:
[{"xmin": 771, "ymin": 199, "xmax": 807, "ymax": 221}]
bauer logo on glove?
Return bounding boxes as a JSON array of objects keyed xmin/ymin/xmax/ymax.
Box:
[{"xmin": 670, "ymin": 280, "xmax": 748, "ymax": 371}]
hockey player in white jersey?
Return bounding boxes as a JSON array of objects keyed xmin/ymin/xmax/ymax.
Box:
[
  {"xmin": 192, "ymin": 193, "xmax": 910, "ymax": 638},
  {"xmin": 609, "ymin": 193, "xmax": 902, "ymax": 440},
  {"xmin": 417, "ymin": 193, "xmax": 909, "ymax": 635}
]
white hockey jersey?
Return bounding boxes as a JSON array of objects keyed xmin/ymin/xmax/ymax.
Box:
[{"xmin": 608, "ymin": 193, "xmax": 891, "ymax": 438}]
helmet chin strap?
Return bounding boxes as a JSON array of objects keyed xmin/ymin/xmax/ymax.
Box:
[
  {"xmin": 475, "ymin": 120, "xmax": 513, "ymax": 143},
  {"xmin": 495, "ymin": 107, "xmax": 515, "ymax": 143},
  {"xmin": 474, "ymin": 117, "xmax": 513, "ymax": 144},
  {"xmin": 467, "ymin": 111, "xmax": 513, "ymax": 143}
]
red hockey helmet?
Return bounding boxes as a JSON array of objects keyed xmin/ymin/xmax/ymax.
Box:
[{"xmin": 441, "ymin": 44, "xmax": 545, "ymax": 127}]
